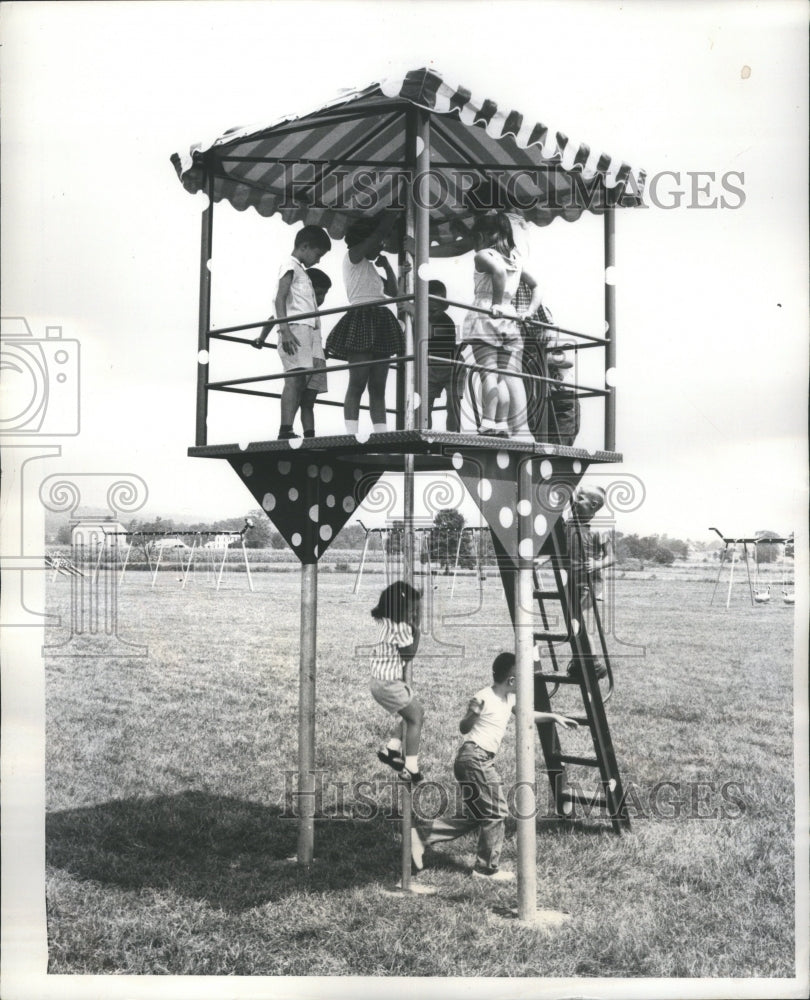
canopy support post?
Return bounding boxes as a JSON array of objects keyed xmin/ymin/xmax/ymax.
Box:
[
  {"xmin": 196, "ymin": 173, "xmax": 214, "ymax": 447},
  {"xmin": 604, "ymin": 208, "xmax": 616, "ymax": 451},
  {"xmin": 297, "ymin": 558, "xmax": 318, "ymax": 865},
  {"xmin": 413, "ymin": 108, "xmax": 431, "ymax": 432}
]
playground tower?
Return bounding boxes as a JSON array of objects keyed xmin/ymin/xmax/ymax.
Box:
[{"xmin": 172, "ymin": 69, "xmax": 646, "ymax": 922}]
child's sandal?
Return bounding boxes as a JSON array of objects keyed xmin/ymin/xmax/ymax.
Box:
[{"xmin": 377, "ymin": 748, "xmax": 405, "ymax": 771}]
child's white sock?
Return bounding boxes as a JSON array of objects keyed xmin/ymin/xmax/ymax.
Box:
[
  {"xmin": 386, "ymin": 738, "xmax": 402, "ymax": 754},
  {"xmin": 372, "ymin": 422, "xmax": 388, "ymax": 434},
  {"xmin": 345, "ymin": 419, "xmax": 359, "ymax": 435},
  {"xmin": 405, "ymin": 755, "xmax": 419, "ymax": 773}
]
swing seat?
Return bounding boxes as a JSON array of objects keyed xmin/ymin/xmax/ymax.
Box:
[
  {"xmin": 753, "ymin": 589, "xmax": 770, "ymax": 604},
  {"xmin": 782, "ymin": 592, "xmax": 795, "ymax": 605}
]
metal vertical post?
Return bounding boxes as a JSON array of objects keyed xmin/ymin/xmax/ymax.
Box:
[
  {"xmin": 196, "ymin": 173, "xmax": 214, "ymax": 447},
  {"xmin": 297, "ymin": 559, "xmax": 318, "ymax": 864},
  {"xmin": 414, "ymin": 108, "xmax": 431, "ymax": 431},
  {"xmin": 604, "ymin": 208, "xmax": 616, "ymax": 452},
  {"xmin": 515, "ymin": 458, "xmax": 537, "ymax": 921}
]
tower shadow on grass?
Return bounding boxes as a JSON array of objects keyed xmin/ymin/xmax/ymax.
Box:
[{"xmin": 46, "ymin": 790, "xmax": 401, "ymax": 912}]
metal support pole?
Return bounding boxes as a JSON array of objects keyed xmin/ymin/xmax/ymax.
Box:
[
  {"xmin": 196, "ymin": 173, "xmax": 214, "ymax": 447},
  {"xmin": 604, "ymin": 209, "xmax": 616, "ymax": 451},
  {"xmin": 515, "ymin": 458, "xmax": 537, "ymax": 921},
  {"xmin": 742, "ymin": 542, "xmax": 755, "ymax": 606},
  {"xmin": 414, "ymin": 109, "xmax": 431, "ymax": 432},
  {"xmin": 297, "ymin": 559, "xmax": 317, "ymax": 864}
]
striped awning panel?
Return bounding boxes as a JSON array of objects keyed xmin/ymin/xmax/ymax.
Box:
[{"xmin": 171, "ymin": 68, "xmax": 646, "ymax": 242}]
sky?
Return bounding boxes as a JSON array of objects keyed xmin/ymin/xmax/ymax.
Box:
[{"xmin": 1, "ymin": 0, "xmax": 808, "ymax": 545}]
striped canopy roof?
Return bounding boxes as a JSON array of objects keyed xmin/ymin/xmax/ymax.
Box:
[{"xmin": 171, "ymin": 68, "xmax": 646, "ymax": 244}]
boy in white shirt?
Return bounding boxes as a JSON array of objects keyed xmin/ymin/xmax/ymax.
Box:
[
  {"xmin": 411, "ymin": 652, "xmax": 578, "ymax": 881},
  {"xmin": 253, "ymin": 225, "xmax": 332, "ymax": 439}
]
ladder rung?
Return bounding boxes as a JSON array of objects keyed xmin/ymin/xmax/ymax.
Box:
[
  {"xmin": 533, "ymin": 632, "xmax": 570, "ymax": 642},
  {"xmin": 560, "ymin": 790, "xmax": 608, "ymax": 808},
  {"xmin": 533, "ymin": 589, "xmax": 562, "ymax": 600},
  {"xmin": 534, "ymin": 672, "xmax": 580, "ymax": 685},
  {"xmin": 557, "ymin": 754, "xmax": 600, "ymax": 767}
]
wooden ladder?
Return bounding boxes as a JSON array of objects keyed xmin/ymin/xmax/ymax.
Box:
[{"xmin": 531, "ymin": 518, "xmax": 631, "ymax": 833}]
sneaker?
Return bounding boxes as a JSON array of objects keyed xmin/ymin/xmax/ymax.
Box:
[
  {"xmin": 398, "ymin": 768, "xmax": 424, "ymax": 785},
  {"xmin": 376, "ymin": 748, "xmax": 405, "ymax": 772},
  {"xmin": 410, "ymin": 828, "xmax": 425, "ymax": 871},
  {"xmin": 567, "ymin": 658, "xmax": 608, "ymax": 681},
  {"xmin": 472, "ymin": 866, "xmax": 515, "ymax": 883},
  {"xmin": 277, "ymin": 429, "xmax": 300, "ymax": 440}
]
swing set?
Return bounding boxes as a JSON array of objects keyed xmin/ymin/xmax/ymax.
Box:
[{"xmin": 709, "ymin": 527, "xmax": 793, "ymax": 608}]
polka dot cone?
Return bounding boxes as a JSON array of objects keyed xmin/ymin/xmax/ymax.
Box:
[{"xmin": 229, "ymin": 455, "xmax": 383, "ymax": 563}]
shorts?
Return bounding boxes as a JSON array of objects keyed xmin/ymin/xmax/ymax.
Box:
[
  {"xmin": 280, "ymin": 323, "xmax": 328, "ymax": 393},
  {"xmin": 427, "ymin": 364, "xmax": 453, "ymax": 398},
  {"xmin": 370, "ymin": 677, "xmax": 414, "ymax": 715}
]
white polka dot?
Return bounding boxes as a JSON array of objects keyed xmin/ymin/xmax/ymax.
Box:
[
  {"xmin": 197, "ymin": 349, "xmax": 209, "ymax": 365},
  {"xmin": 288, "ymin": 437, "xmax": 302, "ymax": 450},
  {"xmin": 542, "ymin": 445, "xmax": 555, "ymax": 455},
  {"xmin": 605, "ymin": 265, "xmax": 616, "ymax": 286},
  {"xmin": 415, "ymin": 135, "xmax": 425, "ymax": 157},
  {"xmin": 413, "ymin": 391, "xmax": 421, "ymax": 409},
  {"xmin": 238, "ymin": 441, "xmax": 250, "ymax": 453},
  {"xmin": 477, "ymin": 478, "xmax": 492, "ymax": 501},
  {"xmin": 319, "ymin": 524, "xmax": 333, "ymax": 541},
  {"xmin": 417, "ymin": 262, "xmax": 433, "ymax": 281},
  {"xmin": 343, "ymin": 496, "xmax": 356, "ymax": 513},
  {"xmin": 353, "ymin": 469, "xmax": 363, "ymax": 481},
  {"xmin": 309, "ymin": 505, "xmax": 319, "ymax": 522},
  {"xmin": 573, "ymin": 461, "xmax": 582, "ymax": 474},
  {"xmin": 532, "ymin": 646, "xmax": 541, "ymax": 662},
  {"xmin": 517, "ymin": 500, "xmax": 531, "ymax": 517},
  {"xmin": 279, "ymin": 461, "xmax": 291, "ymax": 475},
  {"xmin": 559, "ymin": 569, "xmax": 568, "ymax": 586},
  {"xmin": 326, "ymin": 494, "xmax": 336, "ymax": 508},
  {"xmin": 356, "ymin": 428, "xmax": 370, "ymax": 443},
  {"xmin": 571, "ymin": 618, "xmax": 580, "ymax": 636},
  {"xmin": 262, "ymin": 493, "xmax": 276, "ymax": 512},
  {"xmin": 321, "ymin": 465, "xmax": 333, "ymax": 483},
  {"xmin": 608, "ymin": 778, "xmax": 617, "ymax": 792},
  {"xmin": 381, "ymin": 77, "xmax": 401, "ymax": 97},
  {"xmin": 605, "ymin": 367, "xmax": 618, "ymax": 387},
  {"xmin": 242, "ymin": 463, "xmax": 253, "ymax": 477},
  {"xmin": 496, "ymin": 451, "xmax": 510, "ymax": 469},
  {"xmin": 518, "ymin": 539, "xmax": 534, "ymax": 559},
  {"xmin": 499, "ymin": 507, "xmax": 513, "ymax": 528},
  {"xmin": 539, "ymin": 460, "xmax": 553, "ymax": 480},
  {"xmin": 307, "ymin": 465, "xmax": 318, "ymax": 478},
  {"xmin": 288, "ymin": 487, "xmax": 299, "ymax": 501},
  {"xmin": 605, "ymin": 320, "xmax": 610, "ymax": 334},
  {"xmin": 451, "ymin": 452, "xmax": 464, "ymax": 470},
  {"xmin": 534, "ymin": 514, "xmax": 547, "ymax": 536},
  {"xmin": 291, "ymin": 533, "xmax": 302, "ymax": 547}
]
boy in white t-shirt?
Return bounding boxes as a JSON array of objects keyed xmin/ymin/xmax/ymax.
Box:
[
  {"xmin": 411, "ymin": 652, "xmax": 578, "ymax": 881},
  {"xmin": 253, "ymin": 225, "xmax": 332, "ymax": 439}
]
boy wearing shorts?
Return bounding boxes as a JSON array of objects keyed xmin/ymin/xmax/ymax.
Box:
[{"xmin": 254, "ymin": 225, "xmax": 332, "ymax": 439}]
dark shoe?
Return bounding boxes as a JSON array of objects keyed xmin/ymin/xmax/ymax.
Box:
[
  {"xmin": 567, "ymin": 658, "xmax": 608, "ymax": 681},
  {"xmin": 479, "ymin": 427, "xmax": 501, "ymax": 437},
  {"xmin": 377, "ymin": 748, "xmax": 405, "ymax": 772},
  {"xmin": 398, "ymin": 768, "xmax": 424, "ymax": 785},
  {"xmin": 277, "ymin": 429, "xmax": 300, "ymax": 440}
]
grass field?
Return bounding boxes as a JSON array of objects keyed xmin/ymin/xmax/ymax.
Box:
[{"xmin": 44, "ymin": 565, "xmax": 797, "ymax": 979}]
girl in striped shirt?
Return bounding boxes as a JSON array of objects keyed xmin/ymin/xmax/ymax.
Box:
[{"xmin": 370, "ymin": 581, "xmax": 424, "ymax": 784}]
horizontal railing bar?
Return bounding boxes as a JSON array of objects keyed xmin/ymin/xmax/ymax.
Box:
[
  {"xmin": 211, "ymin": 295, "xmax": 415, "ymax": 338},
  {"xmin": 207, "ymin": 354, "xmax": 413, "ymax": 389}
]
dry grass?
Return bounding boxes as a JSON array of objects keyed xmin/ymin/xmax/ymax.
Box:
[{"xmin": 44, "ymin": 568, "xmax": 796, "ymax": 978}]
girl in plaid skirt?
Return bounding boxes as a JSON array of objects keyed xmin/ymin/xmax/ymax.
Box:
[{"xmin": 325, "ymin": 214, "xmax": 404, "ymax": 435}]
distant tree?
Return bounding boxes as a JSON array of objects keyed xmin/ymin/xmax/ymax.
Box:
[
  {"xmin": 431, "ymin": 509, "xmax": 474, "ymax": 572},
  {"xmin": 56, "ymin": 523, "xmax": 73, "ymax": 545},
  {"xmin": 652, "ymin": 546, "xmax": 675, "ymax": 565}
]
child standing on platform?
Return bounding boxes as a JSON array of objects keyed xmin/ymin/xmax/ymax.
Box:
[
  {"xmin": 425, "ymin": 280, "xmax": 460, "ymax": 432},
  {"xmin": 411, "ymin": 652, "xmax": 578, "ymax": 880},
  {"xmin": 253, "ymin": 226, "xmax": 332, "ymax": 439},
  {"xmin": 369, "ymin": 580, "xmax": 425, "ymax": 784},
  {"xmin": 325, "ymin": 213, "xmax": 404, "ymax": 436},
  {"xmin": 461, "ymin": 213, "xmax": 544, "ymax": 439}
]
